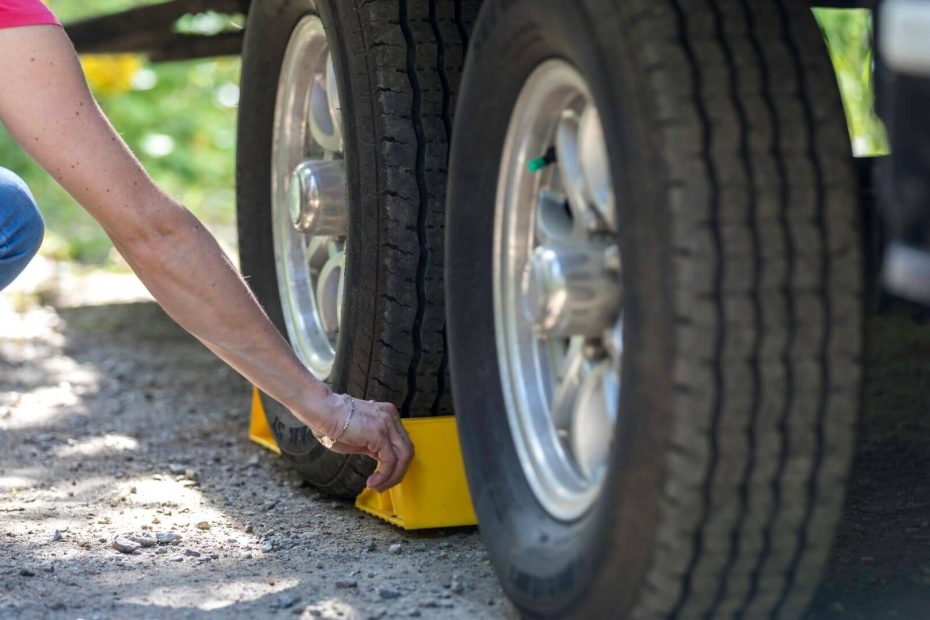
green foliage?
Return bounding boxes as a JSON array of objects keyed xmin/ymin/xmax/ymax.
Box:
[
  {"xmin": 815, "ymin": 8, "xmax": 889, "ymax": 157},
  {"xmin": 0, "ymin": 0, "xmax": 241, "ymax": 265}
]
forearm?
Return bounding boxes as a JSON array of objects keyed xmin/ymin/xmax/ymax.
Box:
[{"xmin": 113, "ymin": 200, "xmax": 337, "ymax": 431}]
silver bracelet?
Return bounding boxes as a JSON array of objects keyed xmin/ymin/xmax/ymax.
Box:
[{"xmin": 315, "ymin": 395, "xmax": 356, "ymax": 449}]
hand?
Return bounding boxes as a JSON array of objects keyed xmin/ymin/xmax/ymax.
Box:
[{"xmin": 320, "ymin": 396, "xmax": 414, "ymax": 493}]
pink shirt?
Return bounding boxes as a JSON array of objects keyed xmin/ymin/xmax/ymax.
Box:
[{"xmin": 0, "ymin": 0, "xmax": 59, "ymax": 29}]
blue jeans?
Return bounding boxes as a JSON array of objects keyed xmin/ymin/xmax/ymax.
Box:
[{"xmin": 0, "ymin": 167, "xmax": 44, "ymax": 291}]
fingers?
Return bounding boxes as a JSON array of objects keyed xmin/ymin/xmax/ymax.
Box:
[
  {"xmin": 367, "ymin": 426, "xmax": 398, "ymax": 492},
  {"xmin": 366, "ymin": 404, "xmax": 414, "ymax": 492}
]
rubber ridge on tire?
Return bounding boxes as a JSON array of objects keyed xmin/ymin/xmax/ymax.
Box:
[{"xmin": 627, "ymin": 1, "xmax": 862, "ymax": 618}]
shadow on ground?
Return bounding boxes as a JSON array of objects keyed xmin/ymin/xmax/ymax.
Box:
[{"xmin": 806, "ymin": 308, "xmax": 930, "ymax": 619}]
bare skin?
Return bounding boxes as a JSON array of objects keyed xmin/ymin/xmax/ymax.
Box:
[{"xmin": 0, "ymin": 25, "xmax": 413, "ymax": 492}]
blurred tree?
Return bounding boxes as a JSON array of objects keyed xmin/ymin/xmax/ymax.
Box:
[
  {"xmin": 814, "ymin": 8, "xmax": 889, "ymax": 157},
  {"xmin": 0, "ymin": 0, "xmax": 242, "ymax": 265}
]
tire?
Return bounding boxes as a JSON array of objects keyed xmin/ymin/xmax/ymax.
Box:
[
  {"xmin": 237, "ymin": 0, "xmax": 479, "ymax": 497},
  {"xmin": 446, "ymin": 0, "xmax": 863, "ymax": 618}
]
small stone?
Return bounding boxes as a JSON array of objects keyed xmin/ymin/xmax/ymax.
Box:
[
  {"xmin": 335, "ymin": 579, "xmax": 358, "ymax": 589},
  {"xmin": 168, "ymin": 464, "xmax": 186, "ymax": 475},
  {"xmin": 19, "ymin": 568, "xmax": 36, "ymax": 577},
  {"xmin": 389, "ymin": 543, "xmax": 402, "ymax": 554},
  {"xmin": 379, "ymin": 588, "xmax": 402, "ymax": 600},
  {"xmin": 156, "ymin": 532, "xmax": 181, "ymax": 545},
  {"xmin": 128, "ymin": 535, "xmax": 158, "ymax": 548},
  {"xmin": 195, "ymin": 521, "xmax": 211, "ymax": 530},
  {"xmin": 42, "ymin": 563, "xmax": 54, "ymax": 573},
  {"xmin": 365, "ymin": 541, "xmax": 377, "ymax": 552},
  {"xmin": 155, "ymin": 547, "xmax": 168, "ymax": 555},
  {"xmin": 245, "ymin": 523, "xmax": 254, "ymax": 533},
  {"xmin": 112, "ymin": 536, "xmax": 141, "ymax": 554},
  {"xmin": 450, "ymin": 574, "xmax": 466, "ymax": 594},
  {"xmin": 52, "ymin": 529, "xmax": 63, "ymax": 542},
  {"xmin": 261, "ymin": 541, "xmax": 275, "ymax": 553},
  {"xmin": 272, "ymin": 594, "xmax": 300, "ymax": 610},
  {"xmin": 184, "ymin": 549, "xmax": 201, "ymax": 557},
  {"xmin": 409, "ymin": 611, "xmax": 421, "ymax": 618},
  {"xmin": 47, "ymin": 601, "xmax": 66, "ymax": 611}
]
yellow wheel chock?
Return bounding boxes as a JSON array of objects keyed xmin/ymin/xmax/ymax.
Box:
[{"xmin": 249, "ymin": 387, "xmax": 477, "ymax": 529}]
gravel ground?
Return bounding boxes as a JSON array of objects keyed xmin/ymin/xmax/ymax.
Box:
[
  {"xmin": 6, "ymin": 260, "xmax": 930, "ymax": 619},
  {"xmin": 0, "ymin": 262, "xmax": 515, "ymax": 620}
]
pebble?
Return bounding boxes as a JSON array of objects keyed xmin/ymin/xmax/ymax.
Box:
[
  {"xmin": 112, "ymin": 536, "xmax": 141, "ymax": 554},
  {"xmin": 389, "ymin": 543, "xmax": 402, "ymax": 554},
  {"xmin": 261, "ymin": 541, "xmax": 275, "ymax": 553},
  {"xmin": 128, "ymin": 535, "xmax": 158, "ymax": 548},
  {"xmin": 155, "ymin": 547, "xmax": 168, "ymax": 555},
  {"xmin": 271, "ymin": 594, "xmax": 301, "ymax": 610},
  {"xmin": 419, "ymin": 600, "xmax": 454, "ymax": 609},
  {"xmin": 335, "ymin": 579, "xmax": 358, "ymax": 589},
  {"xmin": 184, "ymin": 549, "xmax": 201, "ymax": 557},
  {"xmin": 19, "ymin": 568, "xmax": 35, "ymax": 577},
  {"xmin": 379, "ymin": 588, "xmax": 402, "ymax": 600},
  {"xmin": 156, "ymin": 532, "xmax": 182, "ymax": 545},
  {"xmin": 195, "ymin": 521, "xmax": 211, "ymax": 530},
  {"xmin": 450, "ymin": 573, "xmax": 466, "ymax": 594},
  {"xmin": 365, "ymin": 542, "xmax": 377, "ymax": 552},
  {"xmin": 52, "ymin": 530, "xmax": 63, "ymax": 542}
]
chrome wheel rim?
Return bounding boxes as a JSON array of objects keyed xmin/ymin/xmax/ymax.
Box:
[
  {"xmin": 494, "ymin": 60, "xmax": 622, "ymax": 521},
  {"xmin": 272, "ymin": 15, "xmax": 346, "ymax": 379}
]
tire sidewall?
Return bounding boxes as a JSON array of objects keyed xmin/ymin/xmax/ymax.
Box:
[{"xmin": 447, "ymin": 0, "xmax": 673, "ymax": 615}]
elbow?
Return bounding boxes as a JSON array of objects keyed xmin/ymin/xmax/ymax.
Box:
[{"xmin": 116, "ymin": 204, "xmax": 193, "ymax": 273}]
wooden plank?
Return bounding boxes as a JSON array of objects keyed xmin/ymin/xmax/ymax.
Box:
[{"xmin": 65, "ymin": 0, "xmax": 250, "ymax": 60}]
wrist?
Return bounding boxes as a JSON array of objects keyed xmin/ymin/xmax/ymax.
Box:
[{"xmin": 292, "ymin": 384, "xmax": 345, "ymax": 437}]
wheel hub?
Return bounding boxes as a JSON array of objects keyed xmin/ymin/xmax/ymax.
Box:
[
  {"xmin": 494, "ymin": 59, "xmax": 622, "ymax": 521},
  {"xmin": 271, "ymin": 15, "xmax": 347, "ymax": 379},
  {"xmin": 522, "ymin": 242, "xmax": 621, "ymax": 338},
  {"xmin": 288, "ymin": 160, "xmax": 347, "ymax": 236}
]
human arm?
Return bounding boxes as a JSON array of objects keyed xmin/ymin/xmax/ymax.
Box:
[{"xmin": 0, "ymin": 25, "xmax": 412, "ymax": 491}]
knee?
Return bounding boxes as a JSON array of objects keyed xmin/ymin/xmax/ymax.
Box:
[{"xmin": 0, "ymin": 169, "xmax": 44, "ymax": 288}]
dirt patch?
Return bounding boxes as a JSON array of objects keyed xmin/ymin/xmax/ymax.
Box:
[
  {"xmin": 0, "ymin": 271, "xmax": 514, "ymax": 619},
  {"xmin": 5, "ymin": 264, "xmax": 930, "ymax": 618}
]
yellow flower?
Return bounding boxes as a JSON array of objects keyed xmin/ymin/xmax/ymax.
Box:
[{"xmin": 80, "ymin": 55, "xmax": 142, "ymax": 96}]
